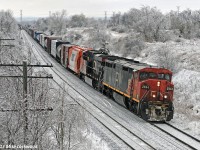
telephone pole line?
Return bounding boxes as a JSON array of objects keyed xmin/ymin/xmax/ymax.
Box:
[
  {"xmin": 0, "ymin": 38, "xmax": 15, "ymax": 50},
  {"xmin": 0, "ymin": 38, "xmax": 15, "ymax": 63},
  {"xmin": 0, "ymin": 60, "xmax": 53, "ymax": 145},
  {"xmin": 104, "ymin": 11, "xmax": 107, "ymax": 27}
]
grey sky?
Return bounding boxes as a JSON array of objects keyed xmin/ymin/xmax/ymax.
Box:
[{"xmin": 1, "ymin": 0, "xmax": 200, "ymax": 18}]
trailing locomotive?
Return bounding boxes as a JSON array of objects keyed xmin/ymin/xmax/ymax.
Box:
[{"xmin": 25, "ymin": 27, "xmax": 174, "ymax": 122}]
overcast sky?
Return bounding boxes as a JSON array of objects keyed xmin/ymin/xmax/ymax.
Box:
[{"xmin": 1, "ymin": 0, "xmax": 200, "ymax": 18}]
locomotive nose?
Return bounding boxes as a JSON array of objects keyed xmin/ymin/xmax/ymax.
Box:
[
  {"xmin": 156, "ymin": 80, "xmax": 172, "ymax": 101},
  {"xmin": 147, "ymin": 80, "xmax": 170, "ymax": 101}
]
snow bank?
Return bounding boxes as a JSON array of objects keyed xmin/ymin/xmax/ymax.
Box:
[
  {"xmin": 84, "ymin": 130, "xmax": 110, "ymax": 150},
  {"xmin": 173, "ymin": 69, "xmax": 200, "ymax": 105}
]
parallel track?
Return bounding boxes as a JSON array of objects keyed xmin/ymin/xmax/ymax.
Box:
[
  {"xmin": 23, "ymin": 30, "xmax": 200, "ymax": 150},
  {"xmin": 151, "ymin": 122, "xmax": 200, "ymax": 150},
  {"xmin": 165, "ymin": 123, "xmax": 200, "ymax": 143},
  {"xmin": 22, "ymin": 30, "xmax": 155, "ymax": 150}
]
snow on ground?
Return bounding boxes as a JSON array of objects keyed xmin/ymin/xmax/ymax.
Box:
[
  {"xmin": 109, "ymin": 31, "xmax": 128, "ymax": 39},
  {"xmin": 170, "ymin": 69, "xmax": 200, "ymax": 139}
]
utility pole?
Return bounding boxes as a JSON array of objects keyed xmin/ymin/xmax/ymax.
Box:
[
  {"xmin": 104, "ymin": 11, "xmax": 107, "ymax": 26},
  {"xmin": 23, "ymin": 61, "xmax": 28, "ymax": 144},
  {"xmin": 60, "ymin": 86, "xmax": 65, "ymax": 150},
  {"xmin": 20, "ymin": 10, "xmax": 23, "ymax": 24},
  {"xmin": 0, "ymin": 61, "xmax": 53, "ymax": 145},
  {"xmin": 49, "ymin": 11, "xmax": 51, "ymax": 17},
  {"xmin": 177, "ymin": 6, "xmax": 180, "ymax": 15}
]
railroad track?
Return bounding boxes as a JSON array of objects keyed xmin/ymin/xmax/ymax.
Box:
[
  {"xmin": 22, "ymin": 30, "xmax": 197, "ymax": 150},
  {"xmin": 22, "ymin": 30, "xmax": 155, "ymax": 150},
  {"xmin": 151, "ymin": 122, "xmax": 200, "ymax": 150}
]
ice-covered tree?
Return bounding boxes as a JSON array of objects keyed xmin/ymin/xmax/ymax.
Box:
[
  {"xmin": 0, "ymin": 10, "xmax": 17, "ymax": 34},
  {"xmin": 48, "ymin": 10, "xmax": 67, "ymax": 35},
  {"xmin": 68, "ymin": 14, "xmax": 88, "ymax": 28}
]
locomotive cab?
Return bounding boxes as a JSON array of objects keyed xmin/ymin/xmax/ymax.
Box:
[{"xmin": 136, "ymin": 68, "xmax": 174, "ymax": 121}]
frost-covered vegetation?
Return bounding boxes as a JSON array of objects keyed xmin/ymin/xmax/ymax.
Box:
[
  {"xmin": 1, "ymin": 5, "xmax": 200, "ymax": 147},
  {"xmin": 0, "ymin": 10, "xmax": 92, "ymax": 149}
]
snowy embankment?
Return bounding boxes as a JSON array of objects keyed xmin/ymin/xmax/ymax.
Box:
[
  {"xmin": 140, "ymin": 39, "xmax": 200, "ymax": 139},
  {"xmin": 172, "ymin": 69, "xmax": 200, "ymax": 138}
]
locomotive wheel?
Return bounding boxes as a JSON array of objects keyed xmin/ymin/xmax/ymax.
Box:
[
  {"xmin": 124, "ymin": 98, "xmax": 130, "ymax": 109},
  {"xmin": 128, "ymin": 100, "xmax": 133, "ymax": 111},
  {"xmin": 128, "ymin": 101, "xmax": 138, "ymax": 114},
  {"xmin": 140, "ymin": 102, "xmax": 149, "ymax": 121}
]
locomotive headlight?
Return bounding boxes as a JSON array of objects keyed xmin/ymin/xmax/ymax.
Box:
[
  {"xmin": 152, "ymin": 94, "xmax": 156, "ymax": 98},
  {"xmin": 157, "ymin": 81, "xmax": 160, "ymax": 87},
  {"xmin": 164, "ymin": 95, "xmax": 168, "ymax": 99},
  {"xmin": 167, "ymin": 87, "xmax": 174, "ymax": 91},
  {"xmin": 141, "ymin": 84, "xmax": 149, "ymax": 89}
]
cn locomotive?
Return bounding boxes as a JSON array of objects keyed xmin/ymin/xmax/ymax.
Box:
[{"xmin": 25, "ymin": 28, "xmax": 174, "ymax": 121}]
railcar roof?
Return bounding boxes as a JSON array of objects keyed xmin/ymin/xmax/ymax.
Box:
[
  {"xmin": 105, "ymin": 55, "xmax": 155, "ymax": 71},
  {"xmin": 86, "ymin": 51, "xmax": 157, "ymax": 71},
  {"xmin": 114, "ymin": 59, "xmax": 151, "ymax": 70}
]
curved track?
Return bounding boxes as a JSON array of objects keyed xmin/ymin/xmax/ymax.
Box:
[
  {"xmin": 22, "ymin": 30, "xmax": 155, "ymax": 150},
  {"xmin": 22, "ymin": 30, "xmax": 198, "ymax": 150}
]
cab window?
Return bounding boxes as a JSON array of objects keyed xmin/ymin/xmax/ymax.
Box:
[
  {"xmin": 165, "ymin": 74, "xmax": 171, "ymax": 81},
  {"xmin": 158, "ymin": 73, "xmax": 171, "ymax": 81},
  {"xmin": 140, "ymin": 72, "xmax": 148, "ymax": 80},
  {"xmin": 149, "ymin": 72, "xmax": 157, "ymax": 79},
  {"xmin": 158, "ymin": 73, "xmax": 165, "ymax": 79}
]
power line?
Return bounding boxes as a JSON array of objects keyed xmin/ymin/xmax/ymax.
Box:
[
  {"xmin": 0, "ymin": 38, "xmax": 15, "ymax": 62},
  {"xmin": 0, "ymin": 60, "xmax": 53, "ymax": 145}
]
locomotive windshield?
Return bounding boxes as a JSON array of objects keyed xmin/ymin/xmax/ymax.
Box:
[
  {"xmin": 158, "ymin": 73, "xmax": 170, "ymax": 81},
  {"xmin": 140, "ymin": 72, "xmax": 171, "ymax": 81}
]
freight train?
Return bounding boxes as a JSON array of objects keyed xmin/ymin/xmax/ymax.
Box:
[{"xmin": 25, "ymin": 27, "xmax": 174, "ymax": 121}]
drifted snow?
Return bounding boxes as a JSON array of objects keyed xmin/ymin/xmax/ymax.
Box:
[
  {"xmin": 84, "ymin": 129, "xmax": 110, "ymax": 150},
  {"xmin": 171, "ymin": 69, "xmax": 200, "ymax": 139}
]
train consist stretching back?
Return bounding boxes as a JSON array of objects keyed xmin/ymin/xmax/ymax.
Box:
[{"xmin": 25, "ymin": 28, "xmax": 174, "ymax": 121}]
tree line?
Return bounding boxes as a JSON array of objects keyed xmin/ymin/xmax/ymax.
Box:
[{"xmin": 33, "ymin": 7, "xmax": 200, "ymax": 42}]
